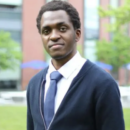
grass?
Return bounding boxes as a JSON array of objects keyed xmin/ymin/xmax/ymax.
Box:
[
  {"xmin": 124, "ymin": 109, "xmax": 130, "ymax": 130},
  {"xmin": 0, "ymin": 106, "xmax": 130, "ymax": 130},
  {"xmin": 0, "ymin": 106, "xmax": 26, "ymax": 130}
]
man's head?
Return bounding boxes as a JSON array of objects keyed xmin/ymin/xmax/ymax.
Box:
[
  {"xmin": 36, "ymin": 1, "xmax": 81, "ymax": 65},
  {"xmin": 36, "ymin": 1, "xmax": 81, "ymax": 33}
]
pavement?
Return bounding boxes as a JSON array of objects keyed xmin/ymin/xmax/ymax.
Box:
[
  {"xmin": 0, "ymin": 98, "xmax": 26, "ymax": 106},
  {"xmin": 0, "ymin": 91, "xmax": 27, "ymax": 106},
  {"xmin": 0, "ymin": 90, "xmax": 130, "ymax": 108}
]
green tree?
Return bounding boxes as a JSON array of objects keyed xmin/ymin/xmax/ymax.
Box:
[
  {"xmin": 0, "ymin": 31, "xmax": 22, "ymax": 70},
  {"xmin": 96, "ymin": 0, "xmax": 130, "ymax": 73}
]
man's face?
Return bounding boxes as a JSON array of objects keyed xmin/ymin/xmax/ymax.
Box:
[{"xmin": 40, "ymin": 10, "xmax": 81, "ymax": 60}]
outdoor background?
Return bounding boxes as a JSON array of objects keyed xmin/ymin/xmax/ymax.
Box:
[{"xmin": 0, "ymin": 0, "xmax": 130, "ymax": 130}]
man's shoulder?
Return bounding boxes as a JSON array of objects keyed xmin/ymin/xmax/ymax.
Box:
[
  {"xmin": 82, "ymin": 60, "xmax": 116, "ymax": 84},
  {"xmin": 82, "ymin": 60, "xmax": 119, "ymax": 96}
]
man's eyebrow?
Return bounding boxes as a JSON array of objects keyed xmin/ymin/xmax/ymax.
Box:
[
  {"xmin": 41, "ymin": 25, "xmax": 50, "ymax": 30},
  {"xmin": 57, "ymin": 22, "xmax": 66, "ymax": 26},
  {"xmin": 41, "ymin": 22, "xmax": 66, "ymax": 29}
]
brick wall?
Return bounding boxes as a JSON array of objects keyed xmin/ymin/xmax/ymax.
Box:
[{"xmin": 22, "ymin": 0, "xmax": 45, "ymax": 89}]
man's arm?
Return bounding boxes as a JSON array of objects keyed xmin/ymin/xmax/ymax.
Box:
[
  {"xmin": 95, "ymin": 79, "xmax": 125, "ymax": 130},
  {"xmin": 26, "ymin": 85, "xmax": 34, "ymax": 130}
]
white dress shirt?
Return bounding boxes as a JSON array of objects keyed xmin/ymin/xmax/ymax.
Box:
[{"xmin": 44, "ymin": 52, "xmax": 86, "ymax": 113}]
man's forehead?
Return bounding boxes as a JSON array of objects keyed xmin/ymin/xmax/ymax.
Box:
[
  {"xmin": 41, "ymin": 10, "xmax": 70, "ymax": 23},
  {"xmin": 40, "ymin": 10, "xmax": 71, "ymax": 28}
]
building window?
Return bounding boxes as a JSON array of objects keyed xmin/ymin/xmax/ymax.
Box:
[
  {"xmin": 0, "ymin": 5, "xmax": 22, "ymax": 43},
  {"xmin": 0, "ymin": 6, "xmax": 22, "ymax": 20},
  {"xmin": 46, "ymin": 0, "xmax": 53, "ymax": 2},
  {"xmin": 46, "ymin": 0, "xmax": 67, "ymax": 3},
  {"xmin": 110, "ymin": 0, "xmax": 119, "ymax": 40},
  {"xmin": 84, "ymin": 0, "xmax": 99, "ymax": 62},
  {"xmin": 9, "ymin": 30, "xmax": 22, "ymax": 43},
  {"xmin": 0, "ymin": 80, "xmax": 17, "ymax": 90}
]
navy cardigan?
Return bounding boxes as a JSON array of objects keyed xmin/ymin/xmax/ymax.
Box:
[{"xmin": 27, "ymin": 60, "xmax": 125, "ymax": 130}]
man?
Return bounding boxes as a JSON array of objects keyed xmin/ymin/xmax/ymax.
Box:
[{"xmin": 27, "ymin": 1, "xmax": 125, "ymax": 130}]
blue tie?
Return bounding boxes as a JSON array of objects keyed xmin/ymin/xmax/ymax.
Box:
[{"xmin": 44, "ymin": 71, "xmax": 62, "ymax": 128}]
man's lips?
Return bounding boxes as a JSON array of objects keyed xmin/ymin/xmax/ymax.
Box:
[{"xmin": 49, "ymin": 43, "xmax": 64, "ymax": 48}]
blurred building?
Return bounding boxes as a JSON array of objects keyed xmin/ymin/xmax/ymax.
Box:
[
  {"xmin": 0, "ymin": 0, "xmax": 129, "ymax": 90},
  {"xmin": 0, "ymin": 0, "xmax": 22, "ymax": 90}
]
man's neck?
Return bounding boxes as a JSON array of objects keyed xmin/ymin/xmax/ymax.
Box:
[{"xmin": 51, "ymin": 51, "xmax": 77, "ymax": 70}]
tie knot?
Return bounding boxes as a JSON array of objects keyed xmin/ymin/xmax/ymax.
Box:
[{"xmin": 50, "ymin": 71, "xmax": 62, "ymax": 82}]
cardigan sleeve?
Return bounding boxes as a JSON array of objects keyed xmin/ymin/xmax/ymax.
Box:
[
  {"xmin": 95, "ymin": 79, "xmax": 125, "ymax": 130},
  {"xmin": 26, "ymin": 85, "xmax": 34, "ymax": 130}
]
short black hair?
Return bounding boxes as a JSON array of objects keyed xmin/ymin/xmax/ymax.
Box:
[{"xmin": 36, "ymin": 0, "xmax": 81, "ymax": 33}]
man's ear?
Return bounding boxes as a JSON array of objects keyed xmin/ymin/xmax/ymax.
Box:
[{"xmin": 75, "ymin": 29, "xmax": 81, "ymax": 42}]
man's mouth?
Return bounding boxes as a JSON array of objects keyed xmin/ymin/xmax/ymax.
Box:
[{"xmin": 49, "ymin": 43, "xmax": 64, "ymax": 48}]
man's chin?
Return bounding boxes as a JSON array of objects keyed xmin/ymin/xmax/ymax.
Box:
[{"xmin": 51, "ymin": 55, "xmax": 65, "ymax": 60}]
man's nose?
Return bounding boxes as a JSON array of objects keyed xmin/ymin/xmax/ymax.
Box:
[{"xmin": 50, "ymin": 30, "xmax": 60, "ymax": 41}]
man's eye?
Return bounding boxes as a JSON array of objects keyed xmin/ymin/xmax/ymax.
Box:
[
  {"xmin": 42, "ymin": 29, "xmax": 50, "ymax": 35},
  {"xmin": 60, "ymin": 27, "xmax": 67, "ymax": 32}
]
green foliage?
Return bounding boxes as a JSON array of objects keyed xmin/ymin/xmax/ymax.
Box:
[
  {"xmin": 77, "ymin": 44, "xmax": 83, "ymax": 56},
  {"xmin": 96, "ymin": 32, "xmax": 130, "ymax": 71},
  {"xmin": 98, "ymin": 0, "xmax": 130, "ymax": 32},
  {"xmin": 0, "ymin": 31, "xmax": 22, "ymax": 70},
  {"xmin": 43, "ymin": 48, "xmax": 51, "ymax": 63},
  {"xmin": 96, "ymin": 0, "xmax": 130, "ymax": 72}
]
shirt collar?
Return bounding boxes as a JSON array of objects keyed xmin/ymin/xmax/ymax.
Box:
[{"xmin": 48, "ymin": 51, "xmax": 83, "ymax": 79}]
